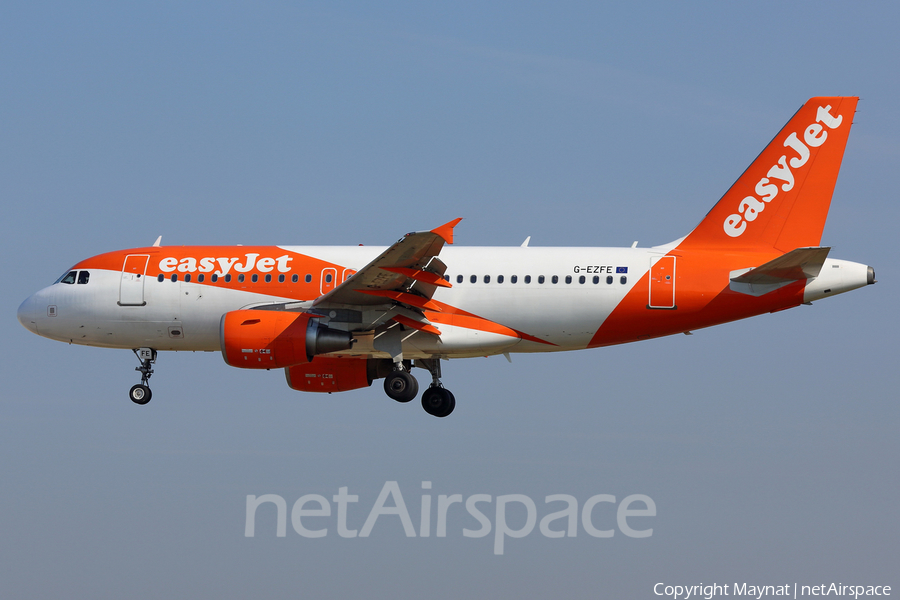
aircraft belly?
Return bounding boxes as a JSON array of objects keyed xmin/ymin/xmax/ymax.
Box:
[{"xmin": 416, "ymin": 324, "xmax": 521, "ymax": 356}]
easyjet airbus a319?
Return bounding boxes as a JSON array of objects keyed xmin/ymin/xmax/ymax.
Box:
[{"xmin": 18, "ymin": 97, "xmax": 874, "ymax": 417}]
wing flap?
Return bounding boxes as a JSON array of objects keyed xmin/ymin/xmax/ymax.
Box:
[
  {"xmin": 358, "ymin": 289, "xmax": 443, "ymax": 311},
  {"xmin": 380, "ymin": 267, "xmax": 452, "ymax": 288},
  {"xmin": 390, "ymin": 313, "xmax": 441, "ymax": 336}
]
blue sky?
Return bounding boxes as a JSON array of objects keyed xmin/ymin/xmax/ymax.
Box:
[{"xmin": 2, "ymin": 2, "xmax": 898, "ymax": 597}]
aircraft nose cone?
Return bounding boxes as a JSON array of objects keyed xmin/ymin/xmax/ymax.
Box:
[{"xmin": 17, "ymin": 295, "xmax": 39, "ymax": 334}]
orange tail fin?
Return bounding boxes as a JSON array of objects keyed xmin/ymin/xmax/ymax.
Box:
[{"xmin": 679, "ymin": 97, "xmax": 858, "ymax": 252}]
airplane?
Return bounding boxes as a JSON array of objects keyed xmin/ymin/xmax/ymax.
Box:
[{"xmin": 17, "ymin": 97, "xmax": 875, "ymax": 417}]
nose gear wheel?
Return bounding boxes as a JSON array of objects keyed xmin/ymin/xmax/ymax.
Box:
[{"xmin": 130, "ymin": 348, "xmax": 157, "ymax": 405}]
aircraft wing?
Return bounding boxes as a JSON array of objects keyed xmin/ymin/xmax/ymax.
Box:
[{"xmin": 312, "ymin": 218, "xmax": 462, "ymax": 311}]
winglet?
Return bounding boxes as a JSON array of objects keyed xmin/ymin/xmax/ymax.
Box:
[
  {"xmin": 152, "ymin": 236, "xmax": 162, "ymax": 247},
  {"xmin": 431, "ymin": 218, "xmax": 463, "ymax": 244}
]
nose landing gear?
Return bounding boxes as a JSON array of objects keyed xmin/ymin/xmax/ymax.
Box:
[{"xmin": 130, "ymin": 348, "xmax": 156, "ymax": 405}]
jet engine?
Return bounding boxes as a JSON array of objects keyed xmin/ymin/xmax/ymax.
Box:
[{"xmin": 220, "ymin": 309, "xmax": 354, "ymax": 369}]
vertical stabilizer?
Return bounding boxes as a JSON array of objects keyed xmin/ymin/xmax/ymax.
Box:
[{"xmin": 679, "ymin": 97, "xmax": 858, "ymax": 252}]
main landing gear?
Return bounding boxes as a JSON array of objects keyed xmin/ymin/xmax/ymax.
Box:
[
  {"xmin": 421, "ymin": 386, "xmax": 455, "ymax": 418},
  {"xmin": 129, "ymin": 347, "xmax": 156, "ymax": 405},
  {"xmin": 384, "ymin": 358, "xmax": 455, "ymax": 418},
  {"xmin": 384, "ymin": 367, "xmax": 419, "ymax": 403}
]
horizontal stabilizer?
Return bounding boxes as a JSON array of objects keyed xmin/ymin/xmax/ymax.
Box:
[
  {"xmin": 729, "ymin": 247, "xmax": 830, "ymax": 297},
  {"xmin": 731, "ymin": 247, "xmax": 831, "ymax": 285}
]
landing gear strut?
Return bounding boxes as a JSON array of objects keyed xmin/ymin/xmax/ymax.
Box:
[
  {"xmin": 418, "ymin": 358, "xmax": 455, "ymax": 418},
  {"xmin": 130, "ymin": 347, "xmax": 156, "ymax": 405},
  {"xmin": 379, "ymin": 356, "xmax": 456, "ymax": 417}
]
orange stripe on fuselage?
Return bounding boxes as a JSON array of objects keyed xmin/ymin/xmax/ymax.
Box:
[
  {"xmin": 72, "ymin": 246, "xmax": 346, "ymax": 301},
  {"xmin": 426, "ymin": 300, "xmax": 555, "ymax": 346},
  {"xmin": 588, "ymin": 248, "xmax": 806, "ymax": 347}
]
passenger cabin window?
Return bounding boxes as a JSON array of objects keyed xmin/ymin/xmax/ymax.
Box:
[
  {"xmin": 565, "ymin": 276, "xmax": 572, "ymax": 284},
  {"xmin": 305, "ymin": 274, "xmax": 312, "ymax": 283},
  {"xmin": 224, "ymin": 274, "xmax": 232, "ymax": 283},
  {"xmin": 524, "ymin": 275, "xmax": 531, "ymax": 284},
  {"xmin": 538, "ymin": 275, "xmax": 545, "ymax": 284},
  {"xmin": 593, "ymin": 276, "xmax": 599, "ymax": 284},
  {"xmin": 251, "ymin": 274, "xmax": 258, "ymax": 283},
  {"xmin": 157, "ymin": 274, "xmax": 164, "ymax": 282},
  {"xmin": 620, "ymin": 276, "xmax": 627, "ymax": 284},
  {"xmin": 278, "ymin": 274, "xmax": 284, "ymax": 283},
  {"xmin": 484, "ymin": 275, "xmax": 490, "ymax": 284},
  {"xmin": 497, "ymin": 275, "xmax": 504, "ymax": 284},
  {"xmin": 551, "ymin": 275, "xmax": 559, "ymax": 284},
  {"xmin": 184, "ymin": 274, "xmax": 191, "ymax": 283},
  {"xmin": 198, "ymin": 274, "xmax": 205, "ymax": 283},
  {"xmin": 579, "ymin": 275, "xmax": 585, "ymax": 284},
  {"xmin": 292, "ymin": 274, "xmax": 298, "ymax": 283},
  {"xmin": 238, "ymin": 274, "xmax": 245, "ymax": 283},
  {"xmin": 606, "ymin": 276, "xmax": 613, "ymax": 284},
  {"xmin": 170, "ymin": 274, "xmax": 178, "ymax": 282},
  {"xmin": 211, "ymin": 274, "xmax": 219, "ymax": 283},
  {"xmin": 511, "ymin": 275, "xmax": 518, "ymax": 284},
  {"xmin": 59, "ymin": 271, "xmax": 77, "ymax": 285},
  {"xmin": 470, "ymin": 275, "xmax": 477, "ymax": 283},
  {"xmin": 457, "ymin": 275, "xmax": 463, "ymax": 284},
  {"xmin": 266, "ymin": 274, "xmax": 272, "ymax": 283}
]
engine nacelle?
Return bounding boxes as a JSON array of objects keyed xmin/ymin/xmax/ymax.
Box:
[
  {"xmin": 285, "ymin": 357, "xmax": 377, "ymax": 393},
  {"xmin": 220, "ymin": 309, "xmax": 354, "ymax": 369}
]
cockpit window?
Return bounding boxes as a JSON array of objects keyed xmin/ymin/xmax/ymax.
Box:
[
  {"xmin": 58, "ymin": 271, "xmax": 77, "ymax": 285},
  {"xmin": 77, "ymin": 271, "xmax": 90, "ymax": 284}
]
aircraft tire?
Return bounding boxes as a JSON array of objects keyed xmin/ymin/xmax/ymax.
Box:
[
  {"xmin": 384, "ymin": 371, "xmax": 418, "ymax": 403},
  {"xmin": 422, "ymin": 386, "xmax": 455, "ymax": 417},
  {"xmin": 129, "ymin": 384, "xmax": 152, "ymax": 405}
]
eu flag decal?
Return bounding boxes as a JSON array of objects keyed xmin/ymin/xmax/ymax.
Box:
[{"xmin": 616, "ymin": 266, "xmax": 628, "ymax": 273}]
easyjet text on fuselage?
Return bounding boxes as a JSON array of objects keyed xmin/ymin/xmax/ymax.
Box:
[{"xmin": 158, "ymin": 253, "xmax": 294, "ymax": 277}]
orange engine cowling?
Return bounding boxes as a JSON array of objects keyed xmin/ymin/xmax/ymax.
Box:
[
  {"xmin": 220, "ymin": 309, "xmax": 354, "ymax": 369},
  {"xmin": 284, "ymin": 357, "xmax": 375, "ymax": 393}
]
